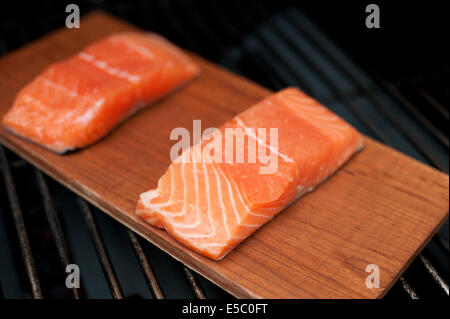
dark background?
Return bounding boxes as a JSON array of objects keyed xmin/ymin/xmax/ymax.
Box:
[
  {"xmin": 1, "ymin": 0, "xmax": 448, "ymax": 128},
  {"xmin": 1, "ymin": 0, "xmax": 448, "ymax": 78}
]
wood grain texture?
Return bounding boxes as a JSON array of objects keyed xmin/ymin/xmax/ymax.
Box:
[{"xmin": 0, "ymin": 12, "xmax": 448, "ymax": 299}]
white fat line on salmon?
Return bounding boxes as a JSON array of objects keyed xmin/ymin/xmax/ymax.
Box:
[
  {"xmin": 161, "ymin": 161, "xmax": 201, "ymax": 227},
  {"xmin": 75, "ymin": 98, "xmax": 105, "ymax": 125},
  {"xmin": 145, "ymin": 217, "xmax": 159, "ymax": 224},
  {"xmin": 140, "ymin": 166, "xmax": 255, "ymax": 242},
  {"xmin": 139, "ymin": 163, "xmax": 191, "ymax": 217},
  {"xmin": 142, "ymin": 162, "xmax": 216, "ymax": 237},
  {"xmin": 216, "ymin": 167, "xmax": 264, "ymax": 226},
  {"xmin": 138, "ymin": 204, "xmax": 216, "ymax": 239},
  {"xmin": 23, "ymin": 94, "xmax": 50, "ymax": 110},
  {"xmin": 189, "ymin": 160, "xmax": 201, "ymax": 228},
  {"xmin": 178, "ymin": 156, "xmax": 188, "ymax": 218},
  {"xmin": 142, "ymin": 167, "xmax": 266, "ymax": 228},
  {"xmin": 212, "ymin": 167, "xmax": 248, "ymax": 240},
  {"xmin": 142, "ymin": 158, "xmax": 190, "ymax": 218},
  {"xmin": 216, "ymin": 165, "xmax": 244, "ymax": 224},
  {"xmin": 168, "ymin": 165, "xmax": 175, "ymax": 202},
  {"xmin": 201, "ymin": 164, "xmax": 217, "ymax": 236},
  {"xmin": 141, "ymin": 200, "xmax": 195, "ymax": 209},
  {"xmin": 247, "ymin": 211, "xmax": 274, "ymax": 218},
  {"xmin": 158, "ymin": 163, "xmax": 220, "ymax": 240},
  {"xmin": 78, "ymin": 52, "xmax": 140, "ymax": 83},
  {"xmin": 212, "ymin": 165, "xmax": 231, "ymax": 239},
  {"xmin": 42, "ymin": 79, "xmax": 85, "ymax": 100},
  {"xmin": 235, "ymin": 116, "xmax": 293, "ymax": 164},
  {"xmin": 141, "ymin": 163, "xmax": 261, "ymax": 242},
  {"xmin": 217, "ymin": 165, "xmax": 270, "ymax": 220},
  {"xmin": 115, "ymin": 37, "xmax": 155, "ymax": 60}
]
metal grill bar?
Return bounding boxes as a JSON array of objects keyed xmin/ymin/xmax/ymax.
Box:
[
  {"xmin": 419, "ymin": 254, "xmax": 449, "ymax": 296},
  {"xmin": 374, "ymin": 78, "xmax": 449, "ymax": 149},
  {"xmin": 240, "ymin": 46, "xmax": 285, "ymax": 90},
  {"xmin": 416, "ymin": 87, "xmax": 449, "ymax": 120},
  {"xmin": 234, "ymin": 2, "xmax": 313, "ymax": 93},
  {"xmin": 399, "ymin": 277, "xmax": 420, "ymax": 299},
  {"xmin": 358, "ymin": 85, "xmax": 448, "ymax": 172},
  {"xmin": 266, "ymin": 20, "xmax": 395, "ymax": 145},
  {"xmin": 208, "ymin": 3, "xmax": 285, "ymax": 90},
  {"xmin": 34, "ymin": 169, "xmax": 81, "ymax": 299},
  {"xmin": 0, "ymin": 147, "xmax": 43, "ymax": 299},
  {"xmin": 206, "ymin": 3, "xmax": 365, "ymax": 103},
  {"xmin": 127, "ymin": 230, "xmax": 165, "ymax": 299},
  {"xmin": 77, "ymin": 198, "xmax": 123, "ymax": 299},
  {"xmin": 183, "ymin": 267, "xmax": 206, "ymax": 299},
  {"xmin": 254, "ymin": 36, "xmax": 313, "ymax": 94}
]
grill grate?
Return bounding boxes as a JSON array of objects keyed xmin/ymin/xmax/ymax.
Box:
[
  {"xmin": 78, "ymin": 198, "xmax": 124, "ymax": 299},
  {"xmin": 0, "ymin": 147, "xmax": 43, "ymax": 299},
  {"xmin": 127, "ymin": 230, "xmax": 165, "ymax": 299},
  {"xmin": 0, "ymin": 0, "xmax": 448, "ymax": 299},
  {"xmin": 34, "ymin": 169, "xmax": 81, "ymax": 299}
]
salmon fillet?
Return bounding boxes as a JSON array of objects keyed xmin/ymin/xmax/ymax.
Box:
[
  {"xmin": 136, "ymin": 88, "xmax": 364, "ymax": 260},
  {"xmin": 2, "ymin": 32, "xmax": 199, "ymax": 153}
]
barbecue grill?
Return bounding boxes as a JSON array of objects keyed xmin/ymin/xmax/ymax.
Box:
[{"xmin": 0, "ymin": 0, "xmax": 448, "ymax": 299}]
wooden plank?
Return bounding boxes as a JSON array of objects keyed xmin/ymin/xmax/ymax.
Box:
[{"xmin": 0, "ymin": 12, "xmax": 448, "ymax": 299}]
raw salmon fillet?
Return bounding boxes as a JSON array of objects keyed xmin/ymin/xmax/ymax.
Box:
[
  {"xmin": 136, "ymin": 88, "xmax": 364, "ymax": 260},
  {"xmin": 2, "ymin": 32, "xmax": 199, "ymax": 153}
]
